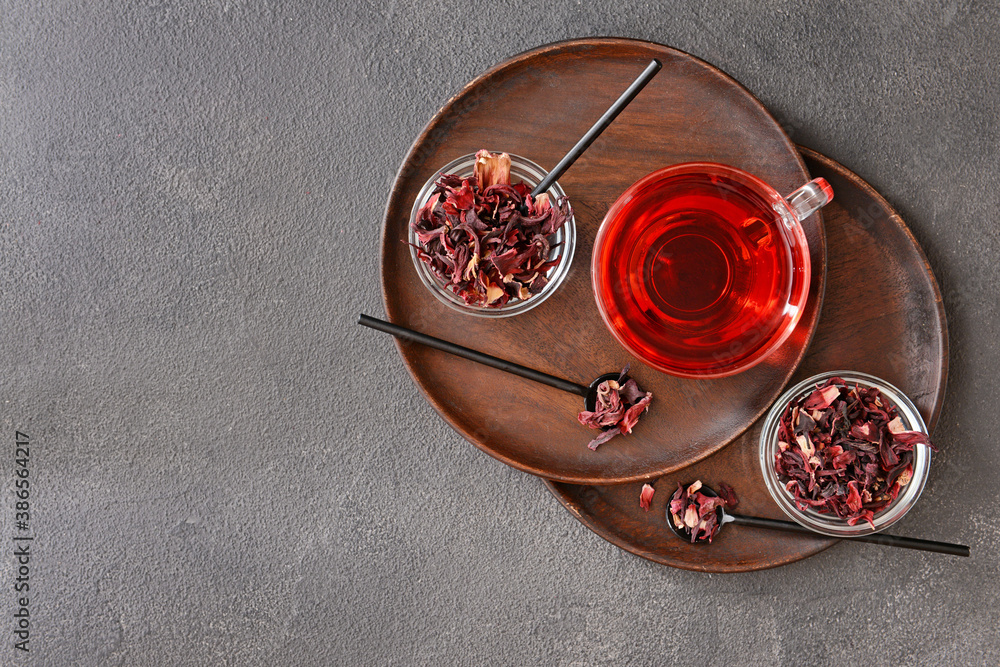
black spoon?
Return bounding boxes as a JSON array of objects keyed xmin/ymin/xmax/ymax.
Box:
[
  {"xmin": 359, "ymin": 314, "xmax": 624, "ymax": 411},
  {"xmin": 531, "ymin": 58, "xmax": 662, "ymax": 197},
  {"xmin": 667, "ymin": 484, "xmax": 970, "ymax": 557}
]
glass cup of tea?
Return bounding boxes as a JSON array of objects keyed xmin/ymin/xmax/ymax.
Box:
[{"xmin": 592, "ymin": 163, "xmax": 832, "ymax": 378}]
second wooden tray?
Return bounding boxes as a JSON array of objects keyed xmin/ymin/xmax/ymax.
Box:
[{"xmin": 544, "ymin": 147, "xmax": 948, "ymax": 571}]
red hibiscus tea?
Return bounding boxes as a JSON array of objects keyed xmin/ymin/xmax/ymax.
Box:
[{"xmin": 593, "ymin": 164, "xmax": 824, "ymax": 377}]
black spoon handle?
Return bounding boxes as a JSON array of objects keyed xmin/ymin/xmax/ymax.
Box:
[
  {"xmin": 729, "ymin": 514, "xmax": 970, "ymax": 557},
  {"xmin": 358, "ymin": 314, "xmax": 590, "ymax": 397},
  {"xmin": 531, "ymin": 58, "xmax": 662, "ymax": 197}
]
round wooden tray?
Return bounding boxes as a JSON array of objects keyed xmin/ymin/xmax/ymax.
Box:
[
  {"xmin": 381, "ymin": 37, "xmax": 826, "ymax": 484},
  {"xmin": 544, "ymin": 147, "xmax": 949, "ymax": 571}
]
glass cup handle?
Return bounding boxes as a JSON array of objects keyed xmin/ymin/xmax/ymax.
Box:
[{"xmin": 785, "ymin": 177, "xmax": 833, "ymax": 221}]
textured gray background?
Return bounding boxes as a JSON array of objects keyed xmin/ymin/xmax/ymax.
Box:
[{"xmin": 2, "ymin": 1, "xmax": 998, "ymax": 665}]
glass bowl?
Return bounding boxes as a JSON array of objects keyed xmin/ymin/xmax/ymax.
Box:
[
  {"xmin": 758, "ymin": 370, "xmax": 933, "ymax": 537},
  {"xmin": 407, "ymin": 153, "xmax": 575, "ymax": 318}
]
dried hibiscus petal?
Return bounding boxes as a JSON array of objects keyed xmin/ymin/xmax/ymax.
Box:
[
  {"xmin": 584, "ymin": 426, "xmax": 621, "ymax": 451},
  {"xmin": 639, "ymin": 484, "xmax": 655, "ymax": 511},
  {"xmin": 846, "ymin": 481, "xmax": 862, "ymax": 513},
  {"xmin": 474, "ymin": 150, "xmax": 511, "ymax": 189},
  {"xmin": 718, "ymin": 483, "xmax": 739, "ymax": 510},
  {"xmin": 804, "ymin": 384, "xmax": 841, "ymax": 410},
  {"xmin": 773, "ymin": 378, "xmax": 937, "ymax": 527},
  {"xmin": 621, "ymin": 394, "xmax": 653, "ymax": 434},
  {"xmin": 577, "ymin": 365, "xmax": 653, "ymax": 450},
  {"xmin": 411, "ymin": 150, "xmax": 573, "ymax": 308}
]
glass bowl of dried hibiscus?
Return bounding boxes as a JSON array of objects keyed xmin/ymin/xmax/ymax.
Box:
[
  {"xmin": 408, "ymin": 150, "xmax": 575, "ymax": 317},
  {"xmin": 759, "ymin": 371, "xmax": 936, "ymax": 537}
]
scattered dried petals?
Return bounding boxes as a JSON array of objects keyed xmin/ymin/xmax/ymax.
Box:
[
  {"xmin": 640, "ymin": 484, "xmax": 655, "ymax": 511},
  {"xmin": 585, "ymin": 426, "xmax": 621, "ymax": 451}
]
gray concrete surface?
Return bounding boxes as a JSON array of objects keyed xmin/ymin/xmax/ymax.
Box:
[{"xmin": 2, "ymin": 1, "xmax": 998, "ymax": 665}]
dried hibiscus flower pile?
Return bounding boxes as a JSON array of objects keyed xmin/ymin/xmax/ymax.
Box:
[
  {"xmin": 669, "ymin": 481, "xmax": 736, "ymax": 543},
  {"xmin": 577, "ymin": 366, "xmax": 653, "ymax": 450},
  {"xmin": 411, "ymin": 150, "xmax": 573, "ymax": 307},
  {"xmin": 774, "ymin": 377, "xmax": 937, "ymax": 527}
]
